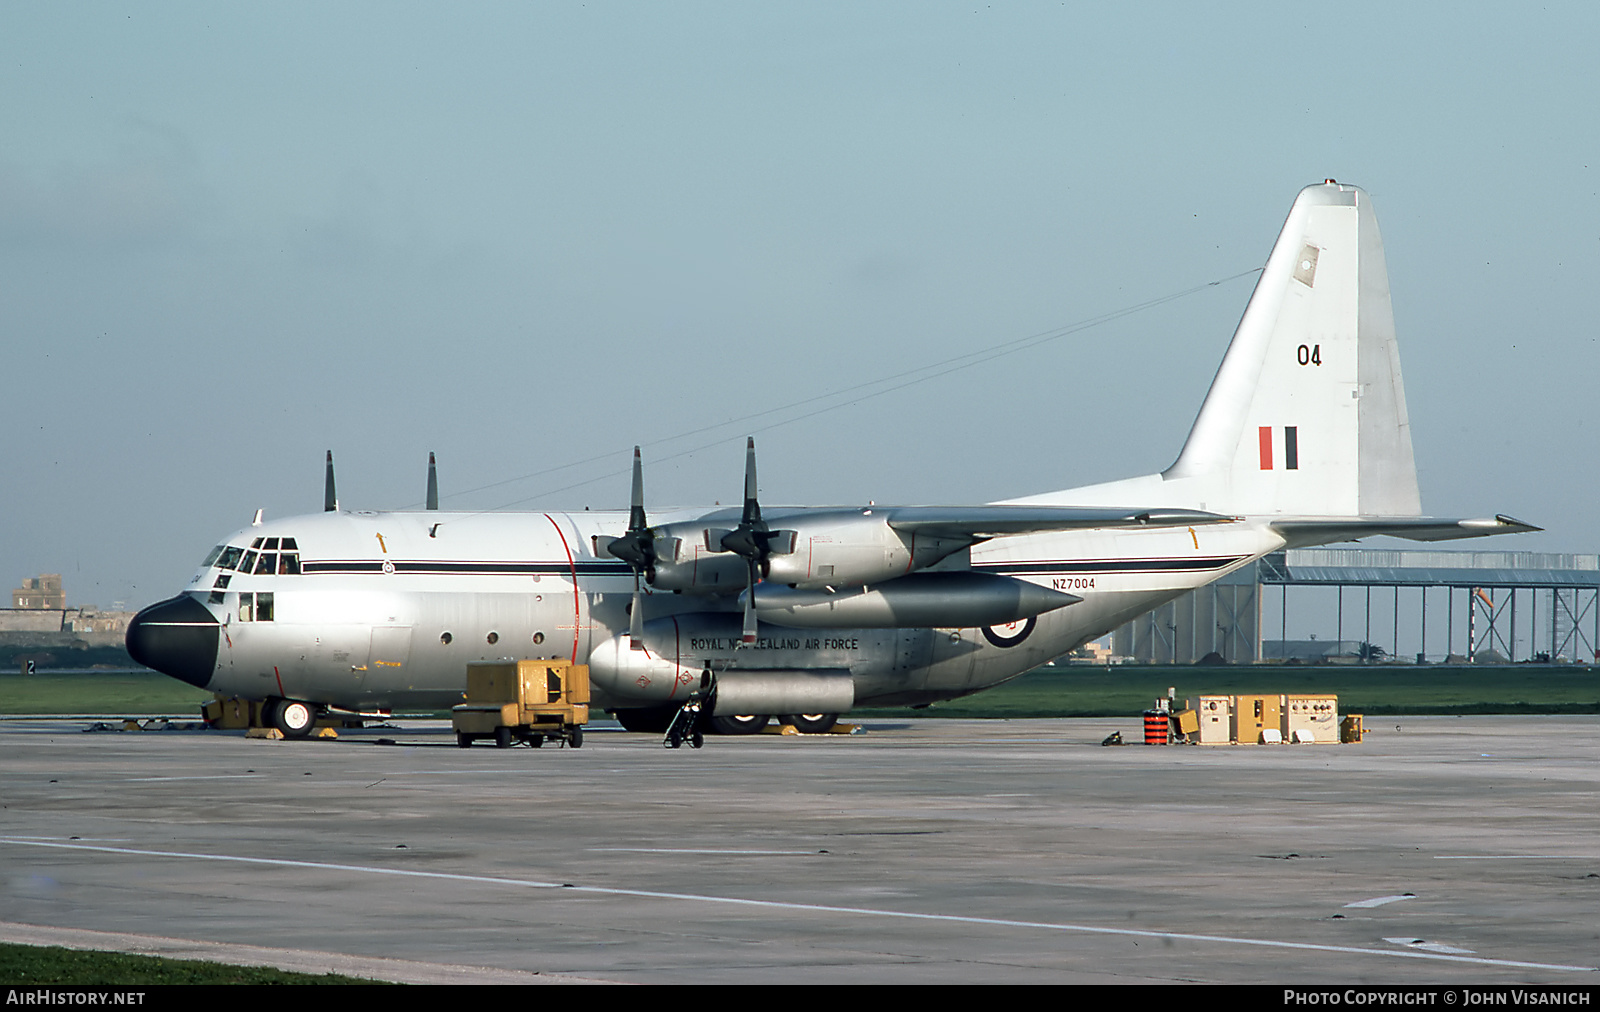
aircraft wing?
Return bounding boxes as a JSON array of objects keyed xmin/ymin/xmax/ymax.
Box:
[
  {"xmin": 884, "ymin": 505, "xmax": 1234, "ymax": 540},
  {"xmin": 1270, "ymin": 515, "xmax": 1541, "ymax": 546}
]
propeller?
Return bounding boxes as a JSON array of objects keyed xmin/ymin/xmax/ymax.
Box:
[
  {"xmin": 714, "ymin": 438, "xmax": 793, "ymax": 645},
  {"xmin": 323, "ymin": 451, "xmax": 338, "ymax": 512},
  {"xmin": 426, "ymin": 452, "xmax": 439, "ymax": 510},
  {"xmin": 603, "ymin": 447, "xmax": 654, "ymax": 647}
]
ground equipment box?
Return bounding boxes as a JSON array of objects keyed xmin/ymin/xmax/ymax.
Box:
[
  {"xmin": 453, "ymin": 659, "xmax": 589, "ymax": 748},
  {"xmin": 1285, "ymin": 694, "xmax": 1340, "ymax": 743},
  {"xmin": 1340, "ymin": 714, "xmax": 1365, "ymax": 743},
  {"xmin": 1233, "ymin": 694, "xmax": 1283, "ymax": 744},
  {"xmin": 1188, "ymin": 695, "xmax": 1233, "ymax": 745}
]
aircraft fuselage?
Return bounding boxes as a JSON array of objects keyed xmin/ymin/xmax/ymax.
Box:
[{"xmin": 146, "ymin": 506, "xmax": 1280, "ymax": 714}]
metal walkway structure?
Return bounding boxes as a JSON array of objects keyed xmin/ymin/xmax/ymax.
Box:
[{"xmin": 1112, "ymin": 548, "xmax": 1600, "ymax": 664}]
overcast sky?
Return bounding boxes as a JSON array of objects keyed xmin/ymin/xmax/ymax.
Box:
[{"xmin": 5, "ymin": 2, "xmax": 1597, "ymax": 609}]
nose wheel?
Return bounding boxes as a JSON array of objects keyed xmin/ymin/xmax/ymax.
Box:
[{"xmin": 264, "ymin": 698, "xmax": 319, "ymax": 739}]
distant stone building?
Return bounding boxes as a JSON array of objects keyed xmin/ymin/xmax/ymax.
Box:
[
  {"xmin": 1, "ymin": 574, "xmax": 132, "ymax": 649},
  {"xmin": 12, "ymin": 574, "xmax": 64, "ymax": 610}
]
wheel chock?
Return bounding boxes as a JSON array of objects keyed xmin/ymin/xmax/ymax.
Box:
[{"xmin": 771, "ymin": 722, "xmax": 863, "ymax": 736}]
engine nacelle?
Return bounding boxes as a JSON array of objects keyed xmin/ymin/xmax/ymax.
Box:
[
  {"xmin": 639, "ymin": 531, "xmax": 749, "ymax": 593},
  {"xmin": 587, "ymin": 612, "xmax": 864, "ymax": 708},
  {"xmin": 748, "ymin": 572, "xmax": 1080, "ymax": 629},
  {"xmin": 761, "ymin": 511, "xmax": 966, "ymax": 588}
]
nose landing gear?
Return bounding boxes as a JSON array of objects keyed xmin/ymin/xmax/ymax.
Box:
[{"xmin": 263, "ymin": 698, "xmax": 319, "ymax": 739}]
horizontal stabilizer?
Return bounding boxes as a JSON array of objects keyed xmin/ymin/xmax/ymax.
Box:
[
  {"xmin": 886, "ymin": 505, "xmax": 1232, "ymax": 540},
  {"xmin": 1271, "ymin": 515, "xmax": 1541, "ymax": 547}
]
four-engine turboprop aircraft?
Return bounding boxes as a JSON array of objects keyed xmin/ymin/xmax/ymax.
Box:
[{"xmin": 127, "ymin": 181, "xmax": 1536, "ymax": 738}]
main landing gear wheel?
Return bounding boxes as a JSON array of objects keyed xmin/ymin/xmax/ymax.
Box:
[
  {"xmin": 269, "ymin": 698, "xmax": 318, "ymax": 739},
  {"xmin": 707, "ymin": 714, "xmax": 769, "ymax": 735},
  {"xmin": 783, "ymin": 713, "xmax": 838, "ymax": 734}
]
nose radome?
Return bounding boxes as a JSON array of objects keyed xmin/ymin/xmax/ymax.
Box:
[{"xmin": 126, "ymin": 594, "xmax": 220, "ymax": 689}]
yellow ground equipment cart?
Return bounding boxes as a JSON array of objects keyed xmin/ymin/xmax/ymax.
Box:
[{"xmin": 452, "ymin": 660, "xmax": 590, "ymax": 749}]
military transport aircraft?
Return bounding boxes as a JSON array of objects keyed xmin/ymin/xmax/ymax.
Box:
[{"xmin": 126, "ymin": 181, "xmax": 1536, "ymax": 738}]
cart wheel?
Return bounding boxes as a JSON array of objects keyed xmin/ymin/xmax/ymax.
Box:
[
  {"xmin": 457, "ymin": 732, "xmax": 472, "ymax": 748},
  {"xmin": 570, "ymin": 727, "xmax": 583, "ymax": 748},
  {"xmin": 664, "ymin": 737, "xmax": 680, "ymax": 749},
  {"xmin": 690, "ymin": 732, "xmax": 703, "ymax": 749},
  {"xmin": 494, "ymin": 726, "xmax": 512, "ymax": 749},
  {"xmin": 528, "ymin": 734, "xmax": 544, "ymax": 748}
]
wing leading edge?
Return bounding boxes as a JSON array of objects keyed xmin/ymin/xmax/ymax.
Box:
[{"xmin": 884, "ymin": 505, "xmax": 1234, "ymax": 541}]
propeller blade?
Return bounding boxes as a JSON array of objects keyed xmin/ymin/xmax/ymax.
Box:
[
  {"xmin": 628, "ymin": 446, "xmax": 646, "ymax": 532},
  {"xmin": 630, "ymin": 575, "xmax": 646, "ymax": 648},
  {"xmin": 323, "ymin": 451, "xmax": 337, "ymax": 512},
  {"xmin": 741, "ymin": 558, "xmax": 759, "ymax": 645},
  {"xmin": 740, "ymin": 436, "xmax": 761, "ymax": 526},
  {"xmin": 426, "ymin": 452, "xmax": 439, "ymax": 510}
]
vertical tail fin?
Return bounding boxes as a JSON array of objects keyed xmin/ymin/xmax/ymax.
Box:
[{"xmin": 1164, "ymin": 181, "xmax": 1420, "ymax": 517}]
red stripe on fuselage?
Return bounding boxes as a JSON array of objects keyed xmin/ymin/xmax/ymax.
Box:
[
  {"xmin": 1258, "ymin": 426, "xmax": 1273, "ymax": 470},
  {"xmin": 543, "ymin": 514, "xmax": 582, "ymax": 664}
]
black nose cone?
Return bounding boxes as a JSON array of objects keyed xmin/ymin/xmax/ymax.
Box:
[{"xmin": 126, "ymin": 594, "xmax": 220, "ymax": 689}]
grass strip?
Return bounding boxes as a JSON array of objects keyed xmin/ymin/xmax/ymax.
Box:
[
  {"xmin": 3, "ymin": 665, "xmax": 1595, "ymax": 720},
  {"xmin": 0, "ymin": 941, "xmax": 386, "ymax": 985}
]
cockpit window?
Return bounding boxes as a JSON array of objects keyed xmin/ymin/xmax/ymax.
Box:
[
  {"xmin": 202, "ymin": 546, "xmax": 224, "ymax": 567},
  {"xmin": 214, "ymin": 541, "xmax": 299, "ymax": 575}
]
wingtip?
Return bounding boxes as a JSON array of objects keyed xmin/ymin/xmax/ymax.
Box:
[{"xmin": 1494, "ymin": 514, "xmax": 1543, "ymax": 533}]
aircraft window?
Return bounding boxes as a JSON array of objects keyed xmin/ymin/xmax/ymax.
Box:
[
  {"xmin": 254, "ymin": 552, "xmax": 277, "ymax": 575},
  {"xmin": 237, "ymin": 592, "xmax": 274, "ymax": 622},
  {"xmin": 203, "ymin": 546, "xmax": 224, "ymax": 567},
  {"xmin": 278, "ymin": 554, "xmax": 301, "ymax": 575},
  {"xmin": 486, "ymin": 631, "xmax": 499, "ymax": 645},
  {"xmin": 280, "ymin": 537, "xmax": 298, "ymax": 551},
  {"xmin": 217, "ymin": 547, "xmax": 244, "ymax": 571},
  {"xmin": 440, "ymin": 632, "xmax": 453, "ymax": 645},
  {"xmin": 251, "ymin": 538, "xmax": 264, "ymax": 549},
  {"xmin": 209, "ymin": 590, "xmax": 225, "ymax": 605},
  {"xmin": 240, "ymin": 550, "xmax": 258, "ymax": 574},
  {"xmin": 213, "ymin": 574, "xmax": 231, "ymax": 589},
  {"xmin": 263, "ymin": 538, "xmax": 280, "ymax": 550},
  {"xmin": 532, "ymin": 631, "xmax": 545, "ymax": 645}
]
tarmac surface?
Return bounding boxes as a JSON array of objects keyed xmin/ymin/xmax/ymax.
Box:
[{"xmin": 1, "ymin": 715, "xmax": 1596, "ymax": 985}]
